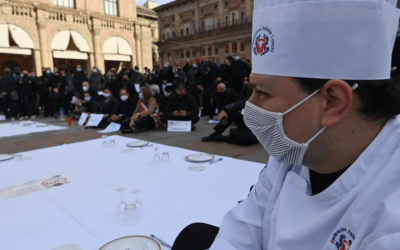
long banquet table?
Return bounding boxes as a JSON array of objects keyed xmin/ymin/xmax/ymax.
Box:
[{"xmin": 0, "ymin": 135, "xmax": 265, "ymax": 250}]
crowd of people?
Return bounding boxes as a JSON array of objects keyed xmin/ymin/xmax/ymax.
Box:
[{"xmin": 0, "ymin": 53, "xmax": 258, "ymax": 146}]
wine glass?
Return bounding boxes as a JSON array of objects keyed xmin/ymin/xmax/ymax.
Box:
[
  {"xmin": 101, "ymin": 135, "xmax": 108, "ymax": 148},
  {"xmin": 153, "ymin": 147, "xmax": 160, "ymax": 164},
  {"xmin": 115, "ymin": 186, "xmax": 127, "ymax": 219},
  {"xmin": 109, "ymin": 139, "xmax": 116, "ymax": 148},
  {"xmin": 132, "ymin": 188, "xmax": 143, "ymax": 217},
  {"xmin": 162, "ymin": 152, "xmax": 170, "ymax": 163}
]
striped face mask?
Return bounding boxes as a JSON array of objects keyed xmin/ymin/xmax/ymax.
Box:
[
  {"xmin": 244, "ymin": 88, "xmax": 325, "ymax": 165},
  {"xmin": 244, "ymin": 84, "xmax": 358, "ymax": 165}
]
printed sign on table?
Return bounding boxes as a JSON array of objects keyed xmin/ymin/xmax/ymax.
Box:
[
  {"xmin": 0, "ymin": 175, "xmax": 72, "ymax": 200},
  {"xmin": 167, "ymin": 120, "xmax": 192, "ymax": 132}
]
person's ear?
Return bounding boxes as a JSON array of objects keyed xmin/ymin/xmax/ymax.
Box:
[{"xmin": 319, "ymin": 79, "xmax": 354, "ymax": 127}]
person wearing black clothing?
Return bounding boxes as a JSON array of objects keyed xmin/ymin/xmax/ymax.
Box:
[
  {"xmin": 187, "ymin": 58, "xmax": 211, "ymax": 116},
  {"xmin": 51, "ymin": 71, "xmax": 69, "ymax": 117},
  {"xmin": 27, "ymin": 71, "xmax": 39, "ymax": 116},
  {"xmin": 202, "ymin": 83, "xmax": 258, "ymax": 146},
  {"xmin": 16, "ymin": 70, "xmax": 34, "ymax": 120},
  {"xmin": 207, "ymin": 57, "xmax": 221, "ymax": 94},
  {"xmin": 159, "ymin": 85, "xmax": 174, "ymax": 113},
  {"xmin": 158, "ymin": 63, "xmax": 174, "ymax": 84},
  {"xmin": 83, "ymin": 92, "xmax": 102, "ymax": 114},
  {"xmin": 110, "ymin": 88, "xmax": 137, "ymax": 130},
  {"xmin": 220, "ymin": 57, "xmax": 233, "ymax": 84},
  {"xmin": 0, "ymin": 68, "xmax": 14, "ymax": 119},
  {"xmin": 116, "ymin": 64, "xmax": 129, "ymax": 82},
  {"xmin": 161, "ymin": 83, "xmax": 199, "ymax": 130},
  {"xmin": 230, "ymin": 52, "xmax": 251, "ymax": 95},
  {"xmin": 98, "ymin": 86, "xmax": 119, "ymax": 128},
  {"xmin": 130, "ymin": 66, "xmax": 144, "ymax": 86},
  {"xmin": 38, "ymin": 67, "xmax": 54, "ymax": 117},
  {"xmin": 116, "ymin": 73, "xmax": 137, "ymax": 97},
  {"xmin": 89, "ymin": 66, "xmax": 106, "ymax": 92},
  {"xmin": 105, "ymin": 72, "xmax": 117, "ymax": 96},
  {"xmin": 80, "ymin": 81, "xmax": 99, "ymax": 102},
  {"xmin": 73, "ymin": 65, "xmax": 89, "ymax": 96}
]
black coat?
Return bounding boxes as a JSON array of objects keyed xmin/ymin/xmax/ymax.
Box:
[
  {"xmin": 15, "ymin": 75, "xmax": 32, "ymax": 97},
  {"xmin": 85, "ymin": 99, "xmax": 102, "ymax": 114},
  {"xmin": 210, "ymin": 88, "xmax": 241, "ymax": 119},
  {"xmin": 158, "ymin": 67, "xmax": 174, "ymax": 83},
  {"xmin": 38, "ymin": 74, "xmax": 53, "ymax": 93},
  {"xmin": 230, "ymin": 60, "xmax": 251, "ymax": 94},
  {"xmin": 0, "ymin": 74, "xmax": 13, "ymax": 93},
  {"xmin": 114, "ymin": 96, "xmax": 137, "ymax": 118},
  {"xmin": 116, "ymin": 79, "xmax": 138, "ymax": 97},
  {"xmin": 100, "ymin": 96, "xmax": 119, "ymax": 115},
  {"xmin": 73, "ymin": 71, "xmax": 89, "ymax": 94},
  {"xmin": 164, "ymin": 93, "xmax": 199, "ymax": 117}
]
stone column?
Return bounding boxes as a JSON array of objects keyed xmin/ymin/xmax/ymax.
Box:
[
  {"xmin": 92, "ymin": 27, "xmax": 103, "ymax": 71},
  {"xmin": 37, "ymin": 20, "xmax": 48, "ymax": 68},
  {"xmin": 33, "ymin": 49, "xmax": 42, "ymax": 75},
  {"xmin": 135, "ymin": 25, "xmax": 143, "ymax": 69},
  {"xmin": 218, "ymin": 0, "xmax": 224, "ymax": 27}
]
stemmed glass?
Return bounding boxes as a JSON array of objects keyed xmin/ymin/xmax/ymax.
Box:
[
  {"xmin": 109, "ymin": 139, "xmax": 116, "ymax": 148},
  {"xmin": 115, "ymin": 186, "xmax": 127, "ymax": 219},
  {"xmin": 132, "ymin": 188, "xmax": 143, "ymax": 217},
  {"xmin": 101, "ymin": 135, "xmax": 108, "ymax": 148},
  {"xmin": 153, "ymin": 147, "xmax": 160, "ymax": 163}
]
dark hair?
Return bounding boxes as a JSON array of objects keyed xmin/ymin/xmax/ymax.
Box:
[
  {"xmin": 3, "ymin": 68, "xmax": 10, "ymax": 74},
  {"xmin": 294, "ymin": 77, "xmax": 400, "ymax": 121},
  {"xmin": 175, "ymin": 83, "xmax": 186, "ymax": 91},
  {"xmin": 102, "ymin": 86, "xmax": 112, "ymax": 92}
]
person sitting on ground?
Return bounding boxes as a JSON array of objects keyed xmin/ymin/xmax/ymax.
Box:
[
  {"xmin": 124, "ymin": 87, "xmax": 160, "ymax": 134},
  {"xmin": 80, "ymin": 81, "xmax": 99, "ymax": 103},
  {"xmin": 82, "ymin": 92, "xmax": 101, "ymax": 114},
  {"xmin": 160, "ymin": 83, "xmax": 199, "ymax": 130},
  {"xmin": 110, "ymin": 88, "xmax": 137, "ymax": 130},
  {"xmin": 98, "ymin": 86, "xmax": 119, "ymax": 128},
  {"xmin": 159, "ymin": 85, "xmax": 174, "ymax": 113}
]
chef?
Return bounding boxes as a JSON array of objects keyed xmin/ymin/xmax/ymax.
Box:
[{"xmin": 171, "ymin": 0, "xmax": 400, "ymax": 249}]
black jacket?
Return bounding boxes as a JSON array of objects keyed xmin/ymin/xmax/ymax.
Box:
[
  {"xmin": 15, "ymin": 75, "xmax": 32, "ymax": 97},
  {"xmin": 85, "ymin": 99, "xmax": 102, "ymax": 114},
  {"xmin": 115, "ymin": 79, "xmax": 138, "ymax": 97},
  {"xmin": 164, "ymin": 93, "xmax": 199, "ymax": 117},
  {"xmin": 0, "ymin": 73, "xmax": 13, "ymax": 93},
  {"xmin": 210, "ymin": 88, "xmax": 241, "ymax": 119},
  {"xmin": 114, "ymin": 96, "xmax": 137, "ymax": 118},
  {"xmin": 38, "ymin": 74, "xmax": 53, "ymax": 93},
  {"xmin": 100, "ymin": 96, "xmax": 119, "ymax": 115},
  {"xmin": 73, "ymin": 71, "xmax": 89, "ymax": 94},
  {"xmin": 158, "ymin": 67, "xmax": 174, "ymax": 83}
]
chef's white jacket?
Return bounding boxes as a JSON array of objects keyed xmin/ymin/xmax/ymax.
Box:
[{"xmin": 209, "ymin": 117, "xmax": 400, "ymax": 250}]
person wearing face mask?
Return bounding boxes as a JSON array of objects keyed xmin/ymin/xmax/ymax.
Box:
[
  {"xmin": 116, "ymin": 64, "xmax": 128, "ymax": 82},
  {"xmin": 82, "ymin": 92, "xmax": 102, "ymax": 114},
  {"xmin": 201, "ymin": 83, "xmax": 256, "ymax": 145},
  {"xmin": 110, "ymin": 88, "xmax": 137, "ymax": 131},
  {"xmin": 50, "ymin": 70, "xmax": 69, "ymax": 119},
  {"xmin": 173, "ymin": 65, "xmax": 186, "ymax": 84},
  {"xmin": 187, "ymin": 57, "xmax": 210, "ymax": 116},
  {"xmin": 129, "ymin": 66, "xmax": 144, "ymax": 86},
  {"xmin": 172, "ymin": 0, "xmax": 400, "ymax": 249},
  {"xmin": 229, "ymin": 52, "xmax": 251, "ymax": 96},
  {"xmin": 157, "ymin": 62, "xmax": 174, "ymax": 84},
  {"xmin": 27, "ymin": 71, "xmax": 39, "ymax": 117},
  {"xmin": 116, "ymin": 73, "xmax": 137, "ymax": 97},
  {"xmin": 160, "ymin": 83, "xmax": 199, "ymax": 131},
  {"xmin": 89, "ymin": 66, "xmax": 106, "ymax": 92},
  {"xmin": 124, "ymin": 87, "xmax": 160, "ymax": 134},
  {"xmin": 73, "ymin": 65, "xmax": 89, "ymax": 96},
  {"xmin": 37, "ymin": 67, "xmax": 54, "ymax": 117},
  {"xmin": 207, "ymin": 57, "xmax": 221, "ymax": 94},
  {"xmin": 80, "ymin": 81, "xmax": 99, "ymax": 104},
  {"xmin": 158, "ymin": 85, "xmax": 173, "ymax": 113},
  {"xmin": 97, "ymin": 86, "xmax": 119, "ymax": 128}
]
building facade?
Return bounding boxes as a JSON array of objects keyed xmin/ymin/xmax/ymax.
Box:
[
  {"xmin": 154, "ymin": 0, "xmax": 253, "ymax": 66},
  {"xmin": 0, "ymin": 0, "xmax": 159, "ymax": 75}
]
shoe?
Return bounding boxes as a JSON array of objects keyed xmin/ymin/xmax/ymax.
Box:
[
  {"xmin": 121, "ymin": 128, "xmax": 133, "ymax": 134},
  {"xmin": 191, "ymin": 125, "xmax": 196, "ymax": 131},
  {"xmin": 30, "ymin": 116, "xmax": 36, "ymax": 121},
  {"xmin": 202, "ymin": 133, "xmax": 217, "ymax": 142},
  {"xmin": 133, "ymin": 128, "xmax": 141, "ymax": 134},
  {"xmin": 215, "ymin": 134, "xmax": 230, "ymax": 142}
]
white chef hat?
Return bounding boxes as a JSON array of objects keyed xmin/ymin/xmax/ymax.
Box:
[{"xmin": 252, "ymin": 0, "xmax": 400, "ymax": 80}]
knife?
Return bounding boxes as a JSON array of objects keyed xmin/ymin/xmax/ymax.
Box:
[{"xmin": 150, "ymin": 234, "xmax": 172, "ymax": 249}]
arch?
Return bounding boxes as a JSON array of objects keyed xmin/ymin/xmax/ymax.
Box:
[
  {"xmin": 103, "ymin": 36, "xmax": 133, "ymax": 61},
  {"xmin": 0, "ymin": 24, "xmax": 34, "ymax": 54},
  {"xmin": 51, "ymin": 30, "xmax": 90, "ymax": 52}
]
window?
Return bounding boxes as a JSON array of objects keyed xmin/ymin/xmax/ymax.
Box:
[
  {"xmin": 225, "ymin": 2, "xmax": 228, "ymax": 7},
  {"xmin": 215, "ymin": 4, "xmax": 218, "ymax": 9},
  {"xmin": 168, "ymin": 53, "xmax": 172, "ymax": 62},
  {"xmin": 193, "ymin": 51, "xmax": 197, "ymax": 57},
  {"xmin": 186, "ymin": 51, "xmax": 190, "ymax": 58},
  {"xmin": 241, "ymin": 12, "xmax": 245, "ymax": 24},
  {"xmin": 172, "ymin": 31, "xmax": 175, "ymax": 38},
  {"xmin": 232, "ymin": 42, "xmax": 237, "ymax": 52},
  {"xmin": 202, "ymin": 50, "xmax": 206, "ymax": 56},
  {"xmin": 167, "ymin": 32, "xmax": 170, "ymax": 40},
  {"xmin": 181, "ymin": 53, "xmax": 184, "ymax": 59},
  {"xmin": 225, "ymin": 43, "xmax": 230, "ymax": 53},
  {"xmin": 225, "ymin": 16, "xmax": 228, "ymax": 27},
  {"xmin": 232, "ymin": 12, "xmax": 236, "ymax": 25},
  {"xmin": 181, "ymin": 28, "xmax": 183, "ymax": 36},
  {"xmin": 54, "ymin": 0, "xmax": 74, "ymax": 8},
  {"xmin": 104, "ymin": 0, "xmax": 118, "ymax": 16},
  {"xmin": 186, "ymin": 27, "xmax": 189, "ymax": 35},
  {"xmin": 214, "ymin": 48, "xmax": 219, "ymax": 55},
  {"xmin": 240, "ymin": 41, "xmax": 245, "ymax": 51},
  {"xmin": 208, "ymin": 48, "xmax": 212, "ymax": 56},
  {"xmin": 162, "ymin": 33, "xmax": 165, "ymax": 40}
]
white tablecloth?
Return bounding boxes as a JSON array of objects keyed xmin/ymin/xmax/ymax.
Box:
[
  {"xmin": 0, "ymin": 135, "xmax": 265, "ymax": 250},
  {"xmin": 0, "ymin": 121, "xmax": 66, "ymax": 137}
]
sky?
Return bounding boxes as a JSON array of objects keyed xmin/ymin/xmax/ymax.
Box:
[{"xmin": 136, "ymin": 0, "xmax": 175, "ymax": 7}]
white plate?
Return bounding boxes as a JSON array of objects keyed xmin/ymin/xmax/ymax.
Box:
[
  {"xmin": 185, "ymin": 153, "xmax": 215, "ymax": 162},
  {"xmin": 99, "ymin": 235, "xmax": 161, "ymax": 250},
  {"xmin": 16, "ymin": 156, "xmax": 32, "ymax": 162},
  {"xmin": 187, "ymin": 165, "xmax": 205, "ymax": 171},
  {"xmin": 0, "ymin": 154, "xmax": 14, "ymax": 162},
  {"xmin": 51, "ymin": 244, "xmax": 82, "ymax": 250},
  {"xmin": 127, "ymin": 140, "xmax": 149, "ymax": 147}
]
